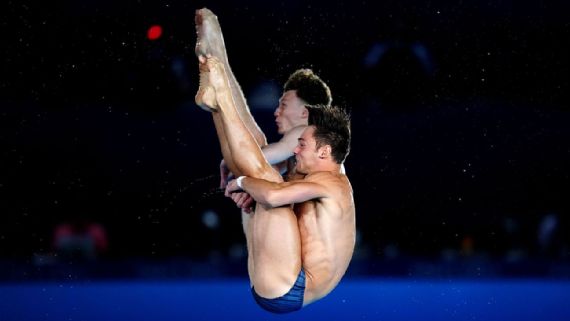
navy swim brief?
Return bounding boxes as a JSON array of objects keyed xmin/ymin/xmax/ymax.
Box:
[{"xmin": 251, "ymin": 268, "xmax": 306, "ymax": 314}]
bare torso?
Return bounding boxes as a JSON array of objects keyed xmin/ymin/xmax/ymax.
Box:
[{"xmin": 293, "ymin": 171, "xmax": 356, "ymax": 304}]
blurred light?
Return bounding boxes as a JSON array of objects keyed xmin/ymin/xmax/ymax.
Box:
[
  {"xmin": 147, "ymin": 25, "xmax": 163, "ymax": 41},
  {"xmin": 363, "ymin": 43, "xmax": 388, "ymax": 68},
  {"xmin": 202, "ymin": 210, "xmax": 220, "ymax": 229},
  {"xmin": 538, "ymin": 213, "xmax": 558, "ymax": 249},
  {"xmin": 228, "ymin": 243, "xmax": 246, "ymax": 259}
]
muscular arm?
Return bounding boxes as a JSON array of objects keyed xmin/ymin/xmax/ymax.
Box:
[
  {"xmin": 226, "ymin": 174, "xmax": 331, "ymax": 208},
  {"xmin": 261, "ymin": 126, "xmax": 306, "ymax": 171}
]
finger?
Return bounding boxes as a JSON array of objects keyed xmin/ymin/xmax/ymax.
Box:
[
  {"xmin": 232, "ymin": 193, "xmax": 241, "ymax": 206},
  {"xmin": 236, "ymin": 193, "xmax": 248, "ymax": 207},
  {"xmin": 242, "ymin": 196, "xmax": 254, "ymax": 209}
]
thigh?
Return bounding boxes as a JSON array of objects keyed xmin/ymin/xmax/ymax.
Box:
[{"xmin": 250, "ymin": 205, "xmax": 302, "ymax": 298}]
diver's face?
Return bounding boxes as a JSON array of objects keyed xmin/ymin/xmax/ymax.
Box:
[
  {"xmin": 274, "ymin": 90, "xmax": 307, "ymax": 134},
  {"xmin": 293, "ymin": 126, "xmax": 320, "ymax": 175}
]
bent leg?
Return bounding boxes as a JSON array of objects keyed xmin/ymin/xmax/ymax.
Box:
[
  {"xmin": 195, "ymin": 8, "xmax": 267, "ymax": 147},
  {"xmin": 198, "ymin": 56, "xmax": 302, "ymax": 299},
  {"xmin": 196, "ymin": 56, "xmax": 273, "ymax": 181}
]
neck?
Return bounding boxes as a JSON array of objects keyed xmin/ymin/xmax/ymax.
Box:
[{"xmin": 315, "ymin": 160, "xmax": 342, "ymax": 173}]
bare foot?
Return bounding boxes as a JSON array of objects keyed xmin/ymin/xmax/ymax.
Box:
[
  {"xmin": 195, "ymin": 8, "xmax": 231, "ymax": 112},
  {"xmin": 195, "ymin": 55, "xmax": 217, "ymax": 112},
  {"xmin": 195, "ymin": 8, "xmax": 230, "ymax": 65},
  {"xmin": 195, "ymin": 56, "xmax": 231, "ymax": 112}
]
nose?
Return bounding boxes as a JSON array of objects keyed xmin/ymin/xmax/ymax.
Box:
[
  {"xmin": 274, "ymin": 106, "xmax": 280, "ymax": 117},
  {"xmin": 293, "ymin": 145, "xmax": 300, "ymax": 155}
]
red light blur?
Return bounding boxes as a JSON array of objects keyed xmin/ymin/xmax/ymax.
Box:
[{"xmin": 147, "ymin": 25, "xmax": 163, "ymax": 40}]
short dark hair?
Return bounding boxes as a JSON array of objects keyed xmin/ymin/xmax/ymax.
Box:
[
  {"xmin": 283, "ymin": 69, "xmax": 332, "ymax": 106},
  {"xmin": 307, "ymin": 105, "xmax": 351, "ymax": 164}
]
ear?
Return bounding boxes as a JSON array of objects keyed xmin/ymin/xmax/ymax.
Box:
[
  {"xmin": 301, "ymin": 107, "xmax": 309, "ymax": 119},
  {"xmin": 318, "ymin": 145, "xmax": 332, "ymax": 159}
]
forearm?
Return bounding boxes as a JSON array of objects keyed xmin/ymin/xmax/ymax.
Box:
[
  {"xmin": 261, "ymin": 126, "xmax": 304, "ymax": 166},
  {"xmin": 262, "ymin": 144, "xmax": 293, "ymax": 166},
  {"xmin": 227, "ymin": 174, "xmax": 325, "ymax": 208},
  {"xmin": 238, "ymin": 176, "xmax": 282, "ymax": 207}
]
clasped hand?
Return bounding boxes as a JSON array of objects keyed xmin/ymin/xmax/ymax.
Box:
[{"xmin": 220, "ymin": 159, "xmax": 254, "ymax": 213}]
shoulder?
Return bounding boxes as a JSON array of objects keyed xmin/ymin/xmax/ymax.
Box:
[
  {"xmin": 304, "ymin": 171, "xmax": 346, "ymax": 187},
  {"xmin": 306, "ymin": 171, "xmax": 352, "ymax": 193}
]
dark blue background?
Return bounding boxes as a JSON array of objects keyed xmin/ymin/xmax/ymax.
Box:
[{"xmin": 2, "ymin": 278, "xmax": 570, "ymax": 321}]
